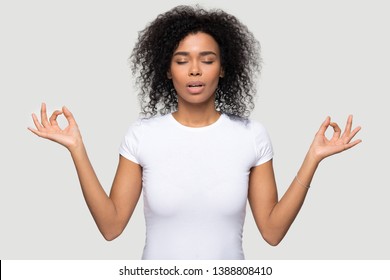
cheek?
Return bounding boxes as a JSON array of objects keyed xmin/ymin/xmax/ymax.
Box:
[
  {"xmin": 170, "ymin": 68, "xmax": 186, "ymax": 83},
  {"xmin": 171, "ymin": 75, "xmax": 186, "ymax": 88},
  {"xmin": 210, "ymin": 70, "xmax": 223, "ymax": 85},
  {"xmin": 209, "ymin": 67, "xmax": 223, "ymax": 79},
  {"xmin": 171, "ymin": 78, "xmax": 187, "ymax": 93}
]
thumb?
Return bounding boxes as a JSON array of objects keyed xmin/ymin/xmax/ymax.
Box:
[{"xmin": 62, "ymin": 106, "xmax": 77, "ymax": 125}]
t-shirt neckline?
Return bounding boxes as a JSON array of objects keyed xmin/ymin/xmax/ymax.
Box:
[{"xmin": 168, "ymin": 112, "xmax": 225, "ymax": 131}]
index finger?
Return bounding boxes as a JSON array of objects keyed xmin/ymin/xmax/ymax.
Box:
[{"xmin": 49, "ymin": 110, "xmax": 63, "ymax": 126}]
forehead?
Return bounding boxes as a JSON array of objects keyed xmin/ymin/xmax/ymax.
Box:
[{"xmin": 175, "ymin": 32, "xmax": 220, "ymax": 53}]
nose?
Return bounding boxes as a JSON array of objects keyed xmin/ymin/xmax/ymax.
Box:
[{"xmin": 189, "ymin": 62, "xmax": 202, "ymax": 76}]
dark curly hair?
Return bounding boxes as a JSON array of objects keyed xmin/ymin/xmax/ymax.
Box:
[{"xmin": 130, "ymin": 5, "xmax": 261, "ymax": 118}]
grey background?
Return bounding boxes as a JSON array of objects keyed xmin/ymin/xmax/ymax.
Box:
[{"xmin": 1, "ymin": 0, "xmax": 389, "ymax": 259}]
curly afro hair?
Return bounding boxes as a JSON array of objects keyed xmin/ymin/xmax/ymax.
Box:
[{"xmin": 130, "ymin": 5, "xmax": 261, "ymax": 118}]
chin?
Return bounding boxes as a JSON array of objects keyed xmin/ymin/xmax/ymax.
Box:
[{"xmin": 181, "ymin": 95, "xmax": 215, "ymax": 106}]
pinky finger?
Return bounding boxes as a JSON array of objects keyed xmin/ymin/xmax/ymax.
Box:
[
  {"xmin": 343, "ymin": 139, "xmax": 363, "ymax": 151},
  {"xmin": 31, "ymin": 113, "xmax": 44, "ymax": 130},
  {"xmin": 27, "ymin": 126, "xmax": 46, "ymax": 138},
  {"xmin": 349, "ymin": 126, "xmax": 362, "ymax": 140}
]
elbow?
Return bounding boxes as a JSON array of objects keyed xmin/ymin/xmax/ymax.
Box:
[
  {"xmin": 265, "ymin": 237, "xmax": 282, "ymax": 247},
  {"xmin": 103, "ymin": 233, "xmax": 118, "ymax": 241},
  {"xmin": 261, "ymin": 231, "xmax": 284, "ymax": 247},
  {"xmin": 101, "ymin": 228, "xmax": 123, "ymax": 241},
  {"xmin": 99, "ymin": 218, "xmax": 127, "ymax": 241}
]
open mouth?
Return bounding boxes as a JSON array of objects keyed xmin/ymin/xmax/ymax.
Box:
[
  {"xmin": 186, "ymin": 82, "xmax": 205, "ymax": 94},
  {"xmin": 188, "ymin": 85, "xmax": 203, "ymax": 88},
  {"xmin": 186, "ymin": 81, "xmax": 205, "ymax": 88}
]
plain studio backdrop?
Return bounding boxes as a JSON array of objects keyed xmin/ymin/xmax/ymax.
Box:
[{"xmin": 1, "ymin": 0, "xmax": 389, "ymax": 260}]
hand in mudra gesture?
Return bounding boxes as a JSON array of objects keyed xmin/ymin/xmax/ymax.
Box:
[
  {"xmin": 28, "ymin": 103, "xmax": 82, "ymax": 151},
  {"xmin": 309, "ymin": 115, "xmax": 362, "ymax": 162}
]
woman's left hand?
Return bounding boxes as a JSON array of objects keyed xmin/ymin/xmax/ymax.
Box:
[{"xmin": 309, "ymin": 115, "xmax": 362, "ymax": 163}]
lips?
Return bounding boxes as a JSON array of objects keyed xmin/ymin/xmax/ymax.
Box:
[
  {"xmin": 186, "ymin": 81, "xmax": 205, "ymax": 94},
  {"xmin": 186, "ymin": 81, "xmax": 205, "ymax": 87}
]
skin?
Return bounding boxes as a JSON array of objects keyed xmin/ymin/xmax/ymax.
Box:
[
  {"xmin": 28, "ymin": 32, "xmax": 362, "ymax": 245},
  {"xmin": 168, "ymin": 32, "xmax": 224, "ymax": 127}
]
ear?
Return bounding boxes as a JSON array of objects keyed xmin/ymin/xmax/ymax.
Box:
[
  {"xmin": 167, "ymin": 71, "xmax": 172, "ymax": 79},
  {"xmin": 219, "ymin": 68, "xmax": 224, "ymax": 78}
]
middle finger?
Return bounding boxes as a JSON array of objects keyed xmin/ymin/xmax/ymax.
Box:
[
  {"xmin": 40, "ymin": 103, "xmax": 50, "ymax": 127},
  {"xmin": 342, "ymin": 115, "xmax": 353, "ymax": 137}
]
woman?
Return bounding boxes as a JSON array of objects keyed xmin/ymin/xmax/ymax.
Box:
[{"xmin": 28, "ymin": 5, "xmax": 362, "ymax": 259}]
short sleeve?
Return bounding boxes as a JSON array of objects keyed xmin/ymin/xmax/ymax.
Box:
[
  {"xmin": 119, "ymin": 120, "xmax": 143, "ymax": 164},
  {"xmin": 251, "ymin": 121, "xmax": 274, "ymax": 166}
]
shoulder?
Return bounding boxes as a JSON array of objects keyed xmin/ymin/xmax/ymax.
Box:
[
  {"xmin": 222, "ymin": 114, "xmax": 268, "ymax": 134},
  {"xmin": 120, "ymin": 114, "xmax": 172, "ymax": 162},
  {"xmin": 223, "ymin": 114, "xmax": 273, "ymax": 147},
  {"xmin": 125, "ymin": 114, "xmax": 171, "ymax": 134},
  {"xmin": 221, "ymin": 114, "xmax": 273, "ymax": 165}
]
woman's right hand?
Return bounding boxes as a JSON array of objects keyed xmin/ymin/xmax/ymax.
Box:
[{"xmin": 28, "ymin": 103, "xmax": 83, "ymax": 152}]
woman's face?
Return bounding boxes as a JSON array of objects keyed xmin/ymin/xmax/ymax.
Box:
[{"xmin": 168, "ymin": 32, "xmax": 224, "ymax": 107}]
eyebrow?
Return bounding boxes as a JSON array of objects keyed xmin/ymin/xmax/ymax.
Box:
[{"xmin": 173, "ymin": 51, "xmax": 217, "ymax": 57}]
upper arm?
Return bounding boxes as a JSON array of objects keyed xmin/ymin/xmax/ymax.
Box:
[
  {"xmin": 248, "ymin": 159, "xmax": 278, "ymax": 234},
  {"xmin": 109, "ymin": 155, "xmax": 142, "ymax": 231}
]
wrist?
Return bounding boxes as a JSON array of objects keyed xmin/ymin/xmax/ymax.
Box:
[
  {"xmin": 304, "ymin": 148, "xmax": 322, "ymax": 170},
  {"xmin": 68, "ymin": 139, "xmax": 86, "ymax": 156},
  {"xmin": 306, "ymin": 145, "xmax": 324, "ymax": 165}
]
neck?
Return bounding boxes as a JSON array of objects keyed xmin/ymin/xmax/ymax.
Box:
[{"xmin": 172, "ymin": 102, "xmax": 221, "ymax": 128}]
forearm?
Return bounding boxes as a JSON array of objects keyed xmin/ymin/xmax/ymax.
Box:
[
  {"xmin": 69, "ymin": 144, "xmax": 119, "ymax": 238},
  {"xmin": 267, "ymin": 153, "xmax": 319, "ymax": 244},
  {"xmin": 253, "ymin": 115, "xmax": 361, "ymax": 246},
  {"xmin": 29, "ymin": 103, "xmax": 139, "ymax": 240}
]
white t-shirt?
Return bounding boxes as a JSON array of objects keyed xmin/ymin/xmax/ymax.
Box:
[{"xmin": 119, "ymin": 113, "xmax": 273, "ymax": 259}]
